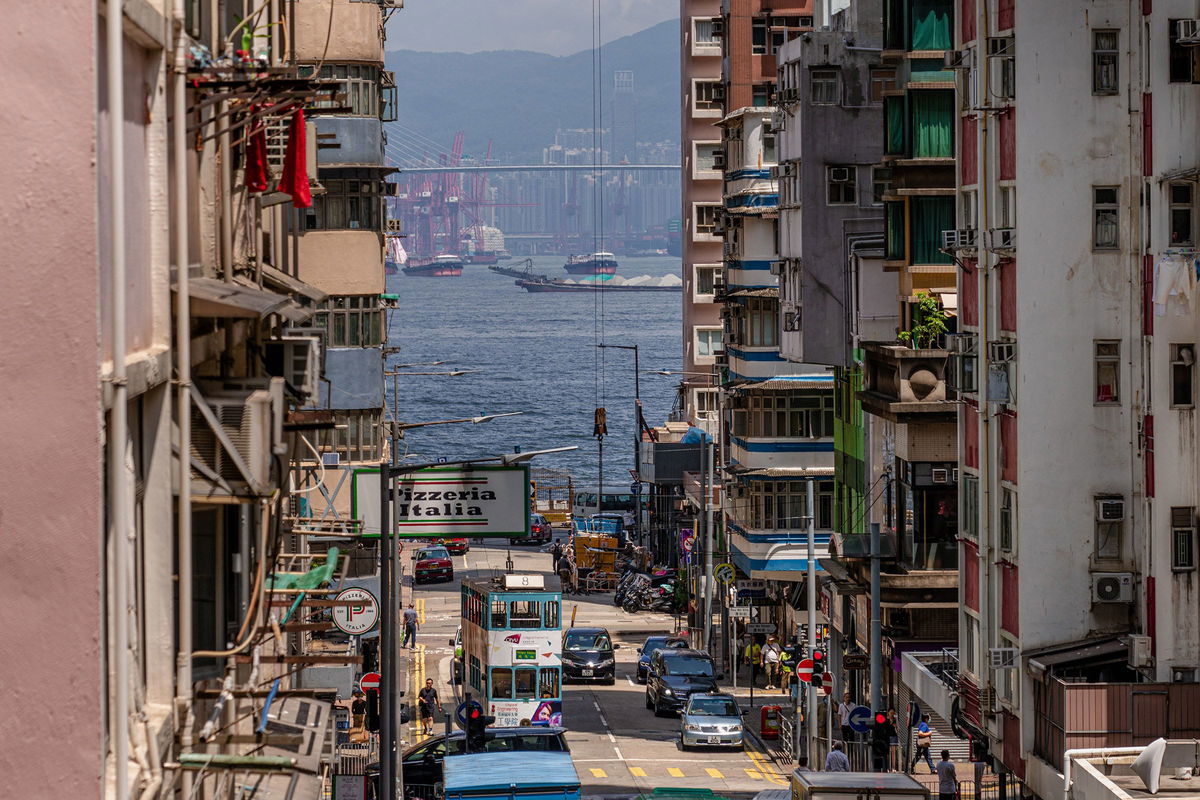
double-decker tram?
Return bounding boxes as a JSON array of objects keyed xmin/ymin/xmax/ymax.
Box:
[{"xmin": 460, "ymin": 574, "xmax": 563, "ymax": 727}]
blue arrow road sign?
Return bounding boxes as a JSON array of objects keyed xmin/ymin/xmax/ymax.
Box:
[{"xmin": 848, "ymin": 704, "xmax": 873, "ymax": 733}]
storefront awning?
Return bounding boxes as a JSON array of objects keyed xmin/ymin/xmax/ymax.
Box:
[{"xmin": 727, "ymin": 376, "xmax": 836, "ymax": 391}]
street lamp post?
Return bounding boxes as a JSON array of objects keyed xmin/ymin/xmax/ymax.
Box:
[{"xmin": 598, "ymin": 343, "xmax": 641, "ymax": 545}]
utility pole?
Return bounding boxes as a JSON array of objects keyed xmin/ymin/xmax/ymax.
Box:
[
  {"xmin": 870, "ymin": 521, "xmax": 883, "ymax": 713},
  {"xmin": 805, "ymin": 479, "xmax": 816, "ymax": 767},
  {"xmin": 378, "ymin": 463, "xmax": 396, "ymax": 800}
]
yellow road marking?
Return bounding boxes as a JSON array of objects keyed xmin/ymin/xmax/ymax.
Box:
[
  {"xmin": 745, "ymin": 746, "xmax": 788, "ymax": 786},
  {"xmin": 667, "ymin": 767, "xmax": 685, "ymax": 778},
  {"xmin": 417, "ymin": 598, "xmax": 426, "ymax": 625},
  {"xmin": 745, "ymin": 769, "xmax": 764, "ymax": 780},
  {"xmin": 628, "ymin": 767, "xmax": 647, "ymax": 777},
  {"xmin": 706, "ymin": 768, "xmax": 725, "ymax": 779},
  {"xmin": 589, "ymin": 769, "xmax": 607, "ymax": 778}
]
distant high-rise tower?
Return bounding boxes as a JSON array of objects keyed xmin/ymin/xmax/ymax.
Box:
[{"xmin": 611, "ymin": 70, "xmax": 637, "ymax": 165}]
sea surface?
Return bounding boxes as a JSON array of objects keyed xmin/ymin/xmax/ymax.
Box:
[{"xmin": 385, "ymin": 255, "xmax": 683, "ymax": 488}]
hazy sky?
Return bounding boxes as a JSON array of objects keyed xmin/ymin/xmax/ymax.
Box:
[{"xmin": 386, "ymin": 0, "xmax": 678, "ymax": 56}]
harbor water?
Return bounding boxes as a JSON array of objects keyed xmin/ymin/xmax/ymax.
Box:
[{"xmin": 386, "ymin": 255, "xmax": 684, "ymax": 486}]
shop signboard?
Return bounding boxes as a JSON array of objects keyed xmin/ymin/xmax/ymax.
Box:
[{"xmin": 352, "ymin": 465, "xmax": 531, "ymax": 538}]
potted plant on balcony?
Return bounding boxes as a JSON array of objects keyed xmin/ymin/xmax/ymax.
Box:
[{"xmin": 897, "ymin": 291, "xmax": 949, "ymax": 350}]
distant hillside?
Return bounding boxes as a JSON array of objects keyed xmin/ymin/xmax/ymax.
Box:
[{"xmin": 384, "ymin": 19, "xmax": 679, "ymax": 164}]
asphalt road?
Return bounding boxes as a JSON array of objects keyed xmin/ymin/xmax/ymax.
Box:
[{"xmin": 401, "ymin": 536, "xmax": 788, "ymax": 799}]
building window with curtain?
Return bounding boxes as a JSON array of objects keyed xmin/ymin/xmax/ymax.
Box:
[
  {"xmin": 885, "ymin": 96, "xmax": 906, "ymax": 155},
  {"xmin": 886, "ymin": 202, "xmax": 905, "ymax": 260},
  {"xmin": 872, "ymin": 167, "xmax": 893, "ymax": 204},
  {"xmin": 305, "ymin": 169, "xmax": 386, "ymax": 231},
  {"xmin": 1093, "ymin": 186, "xmax": 1119, "ymax": 249},
  {"xmin": 739, "ymin": 298, "xmax": 780, "ymax": 347},
  {"xmin": 312, "ymin": 295, "xmax": 385, "ymax": 347},
  {"xmin": 811, "ymin": 68, "xmax": 840, "ymax": 105},
  {"xmin": 910, "ymin": 196, "xmax": 955, "ymax": 264},
  {"xmin": 870, "ymin": 68, "xmax": 897, "ymax": 103},
  {"xmin": 1092, "ymin": 30, "xmax": 1119, "ymax": 95},
  {"xmin": 910, "ymin": 0, "xmax": 952, "ymax": 51},
  {"xmin": 1094, "ymin": 340, "xmax": 1120, "ymax": 404},
  {"xmin": 827, "ymin": 165, "xmax": 858, "ymax": 205},
  {"xmin": 911, "ymin": 90, "xmax": 954, "ymax": 158},
  {"xmin": 300, "ymin": 63, "xmax": 383, "ymax": 117}
]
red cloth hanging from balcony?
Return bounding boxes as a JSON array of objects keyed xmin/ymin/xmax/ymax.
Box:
[
  {"xmin": 244, "ymin": 106, "xmax": 269, "ymax": 193},
  {"xmin": 277, "ymin": 108, "xmax": 311, "ymax": 208}
]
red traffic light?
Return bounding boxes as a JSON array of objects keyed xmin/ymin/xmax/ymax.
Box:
[
  {"xmin": 469, "ymin": 708, "xmax": 482, "ymax": 719},
  {"xmin": 812, "ymin": 650, "xmax": 825, "ymax": 662},
  {"xmin": 874, "ymin": 712, "xmax": 888, "ymax": 725}
]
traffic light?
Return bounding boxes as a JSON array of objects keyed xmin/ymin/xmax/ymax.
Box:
[
  {"xmin": 464, "ymin": 700, "xmax": 496, "ymax": 753},
  {"xmin": 811, "ymin": 649, "xmax": 825, "ymax": 688},
  {"xmin": 870, "ymin": 711, "xmax": 890, "ymax": 772},
  {"xmin": 365, "ymin": 690, "xmax": 380, "ymax": 733}
]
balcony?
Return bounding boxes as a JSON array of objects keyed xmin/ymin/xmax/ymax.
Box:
[{"xmin": 858, "ymin": 343, "xmax": 957, "ymax": 423}]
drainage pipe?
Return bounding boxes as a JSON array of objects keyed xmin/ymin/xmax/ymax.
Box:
[{"xmin": 1062, "ymin": 747, "xmax": 1146, "ymax": 797}]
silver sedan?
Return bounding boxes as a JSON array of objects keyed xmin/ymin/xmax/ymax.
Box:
[{"xmin": 679, "ymin": 693, "xmax": 745, "ymax": 750}]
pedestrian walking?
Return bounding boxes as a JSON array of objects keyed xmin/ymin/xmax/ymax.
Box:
[
  {"xmin": 418, "ymin": 678, "xmax": 443, "ymax": 735},
  {"xmin": 839, "ymin": 692, "xmax": 856, "ymax": 744},
  {"xmin": 761, "ymin": 636, "xmax": 782, "ymax": 690},
  {"xmin": 351, "ymin": 689, "xmax": 366, "ymax": 730},
  {"xmin": 936, "ymin": 750, "xmax": 957, "ymax": 800},
  {"xmin": 825, "ymin": 741, "xmax": 851, "ymax": 772},
  {"xmin": 402, "ymin": 603, "xmax": 419, "ymax": 648},
  {"xmin": 888, "ymin": 708, "xmax": 901, "ymax": 771},
  {"xmin": 910, "ymin": 713, "xmax": 935, "ymax": 773}
]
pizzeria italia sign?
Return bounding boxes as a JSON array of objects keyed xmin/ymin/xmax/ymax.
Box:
[{"xmin": 353, "ymin": 465, "xmax": 532, "ymax": 539}]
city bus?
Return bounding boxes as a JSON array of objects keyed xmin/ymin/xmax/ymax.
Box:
[
  {"xmin": 460, "ymin": 575, "xmax": 563, "ymax": 728},
  {"xmin": 570, "ymin": 491, "xmax": 636, "ymax": 524}
]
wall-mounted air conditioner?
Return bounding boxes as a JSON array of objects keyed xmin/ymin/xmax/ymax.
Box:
[
  {"xmin": 1091, "ymin": 572, "xmax": 1135, "ymax": 604},
  {"xmin": 190, "ymin": 379, "xmax": 284, "ymax": 497},
  {"xmin": 265, "ymin": 336, "xmax": 323, "ymax": 406},
  {"xmin": 988, "ymin": 341, "xmax": 1016, "ymax": 363},
  {"xmin": 988, "ymin": 647, "xmax": 1017, "ymax": 670},
  {"xmin": 1095, "ymin": 498, "xmax": 1126, "ymax": 522},
  {"xmin": 712, "ymin": 84, "xmax": 726, "ymax": 102},
  {"xmin": 712, "ymin": 151, "xmax": 727, "ymax": 170},
  {"xmin": 711, "ymin": 17, "xmax": 724, "ymax": 37},
  {"xmin": 989, "ymin": 227, "xmax": 1016, "ymax": 253},
  {"xmin": 829, "ymin": 167, "xmax": 851, "ymax": 183},
  {"xmin": 931, "ymin": 468, "xmax": 950, "ymax": 484},
  {"xmin": 942, "ymin": 228, "xmax": 979, "ymax": 253},
  {"xmin": 1177, "ymin": 19, "xmax": 1200, "ymax": 45},
  {"xmin": 1128, "ymin": 635, "xmax": 1153, "ymax": 668},
  {"xmin": 944, "ymin": 49, "xmax": 973, "ymax": 69}
]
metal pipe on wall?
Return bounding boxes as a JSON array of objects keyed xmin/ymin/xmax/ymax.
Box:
[
  {"xmin": 805, "ymin": 478, "xmax": 817, "ymax": 766},
  {"xmin": 106, "ymin": 0, "xmax": 131, "ymax": 795}
]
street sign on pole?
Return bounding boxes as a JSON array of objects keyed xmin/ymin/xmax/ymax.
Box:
[
  {"xmin": 729, "ymin": 606, "xmax": 751, "ymax": 619},
  {"xmin": 713, "ymin": 563, "xmax": 736, "ymax": 585},
  {"xmin": 847, "ymin": 704, "xmax": 873, "ymax": 733},
  {"xmin": 332, "ymin": 587, "xmax": 379, "ymax": 635},
  {"xmin": 358, "ymin": 672, "xmax": 382, "ymax": 693},
  {"xmin": 746, "ymin": 622, "xmax": 776, "ymax": 634},
  {"xmin": 796, "ymin": 658, "xmax": 814, "ymax": 683}
]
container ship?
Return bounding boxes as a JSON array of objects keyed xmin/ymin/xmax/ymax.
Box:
[
  {"xmin": 563, "ymin": 252, "xmax": 618, "ymax": 276},
  {"xmin": 402, "ymin": 254, "xmax": 463, "ymax": 277}
]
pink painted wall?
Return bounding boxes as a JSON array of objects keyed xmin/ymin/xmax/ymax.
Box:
[{"xmin": 0, "ymin": 2, "xmax": 102, "ymax": 796}]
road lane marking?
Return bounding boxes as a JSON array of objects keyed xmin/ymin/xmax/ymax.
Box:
[
  {"xmin": 589, "ymin": 769, "xmax": 607, "ymax": 778},
  {"xmin": 629, "ymin": 767, "xmax": 647, "ymax": 777},
  {"xmin": 417, "ymin": 598, "xmax": 426, "ymax": 624},
  {"xmin": 626, "ymin": 676, "xmax": 637, "ymax": 686},
  {"xmin": 667, "ymin": 768, "xmax": 685, "ymax": 778},
  {"xmin": 706, "ymin": 768, "xmax": 725, "ymax": 779},
  {"xmin": 745, "ymin": 769, "xmax": 763, "ymax": 780},
  {"xmin": 745, "ymin": 746, "xmax": 787, "ymax": 786},
  {"xmin": 606, "ymin": 732, "xmax": 616, "ymax": 743}
]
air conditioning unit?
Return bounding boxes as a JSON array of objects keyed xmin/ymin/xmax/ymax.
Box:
[
  {"xmin": 769, "ymin": 259, "xmax": 784, "ymax": 275},
  {"xmin": 711, "ymin": 17, "xmax": 724, "ymax": 37},
  {"xmin": 190, "ymin": 379, "xmax": 284, "ymax": 497},
  {"xmin": 779, "ymin": 88, "xmax": 800, "ymax": 105},
  {"xmin": 1092, "ymin": 572, "xmax": 1135, "ymax": 604},
  {"xmin": 988, "ymin": 341, "xmax": 1016, "ymax": 363},
  {"xmin": 987, "ymin": 37, "xmax": 1015, "ymax": 58},
  {"xmin": 1178, "ymin": 19, "xmax": 1200, "ymax": 45},
  {"xmin": 726, "ymin": 332, "xmax": 739, "ymax": 346},
  {"xmin": 1128, "ymin": 635, "xmax": 1153, "ymax": 668},
  {"xmin": 1096, "ymin": 498, "xmax": 1126, "ymax": 522},
  {"xmin": 386, "ymin": 218, "xmax": 403, "ymax": 232},
  {"xmin": 713, "ymin": 272, "xmax": 726, "ymax": 291},
  {"xmin": 783, "ymin": 310, "xmax": 801, "ymax": 331},
  {"xmin": 944, "ymin": 49, "xmax": 973, "ymax": 69},
  {"xmin": 264, "ymin": 336, "xmax": 323, "ymax": 406},
  {"xmin": 765, "ymin": 111, "xmax": 786, "ymax": 132},
  {"xmin": 989, "ymin": 227, "xmax": 1016, "ymax": 253},
  {"xmin": 942, "ymin": 228, "xmax": 979, "ymax": 253},
  {"xmin": 979, "ymin": 685, "xmax": 997, "ymax": 714},
  {"xmin": 829, "ymin": 167, "xmax": 851, "ymax": 183},
  {"xmin": 988, "ymin": 647, "xmax": 1017, "ymax": 670},
  {"xmin": 712, "ymin": 151, "xmax": 726, "ymax": 170},
  {"xmin": 952, "ymin": 468, "xmax": 960, "ymax": 483},
  {"xmin": 931, "ymin": 467, "xmax": 950, "ymax": 484}
]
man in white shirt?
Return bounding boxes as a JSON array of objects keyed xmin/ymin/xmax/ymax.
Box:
[
  {"xmin": 838, "ymin": 692, "xmax": 856, "ymax": 743},
  {"xmin": 761, "ymin": 636, "xmax": 782, "ymax": 689}
]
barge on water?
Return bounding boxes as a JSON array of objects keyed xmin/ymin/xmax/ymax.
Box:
[
  {"xmin": 403, "ymin": 254, "xmax": 463, "ymax": 277},
  {"xmin": 488, "ymin": 258, "xmax": 551, "ymax": 282},
  {"xmin": 563, "ymin": 251, "xmax": 618, "ymax": 275},
  {"xmin": 516, "ymin": 277, "xmax": 680, "ymax": 293}
]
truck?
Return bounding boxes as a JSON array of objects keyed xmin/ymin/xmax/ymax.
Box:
[
  {"xmin": 791, "ymin": 770, "xmax": 931, "ymax": 800},
  {"xmin": 443, "ymin": 751, "xmax": 581, "ymax": 800}
]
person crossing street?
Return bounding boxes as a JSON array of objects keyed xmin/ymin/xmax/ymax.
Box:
[{"xmin": 418, "ymin": 678, "xmax": 443, "ymax": 736}]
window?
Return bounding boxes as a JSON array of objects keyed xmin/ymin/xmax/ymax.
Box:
[
  {"xmin": 543, "ymin": 600, "xmax": 559, "ymax": 628},
  {"xmin": 694, "ymin": 80, "xmax": 723, "ymax": 114},
  {"xmin": 469, "ymin": 656, "xmax": 482, "ymax": 692},
  {"xmin": 745, "ymin": 480, "xmax": 834, "ymax": 530},
  {"xmin": 999, "ymin": 488, "xmax": 1015, "ymax": 552},
  {"xmin": 1095, "ymin": 340, "xmax": 1120, "ymax": 404},
  {"xmin": 695, "ymin": 388, "xmax": 719, "ymax": 420},
  {"xmin": 514, "ymin": 667, "xmax": 538, "ymax": 698},
  {"xmin": 509, "ymin": 600, "xmax": 541, "ymax": 629},
  {"xmin": 1169, "ymin": 19, "xmax": 1200, "ymax": 83},
  {"xmin": 778, "ymin": 162, "xmax": 800, "ymax": 208},
  {"xmin": 490, "ymin": 598, "xmax": 507, "ymax": 627},
  {"xmin": 961, "ymin": 191, "xmax": 977, "ymax": 230},
  {"xmin": 491, "ymin": 668, "xmax": 514, "ymax": 699},
  {"xmin": 313, "ymin": 295, "xmax": 385, "ymax": 347},
  {"xmin": 961, "ymin": 474, "xmax": 979, "ymax": 539},
  {"xmin": 538, "ymin": 667, "xmax": 560, "ymax": 699},
  {"xmin": 762, "ymin": 132, "xmax": 777, "ymax": 164},
  {"xmin": 734, "ymin": 391, "xmax": 834, "ymax": 438},
  {"xmin": 811, "ymin": 69, "xmax": 839, "ymax": 105},
  {"xmin": 827, "ymin": 165, "xmax": 857, "ymax": 205},
  {"xmin": 752, "ymin": 84, "xmax": 771, "ymax": 107},
  {"xmin": 1172, "ymin": 507, "xmax": 1197, "ymax": 570},
  {"xmin": 1093, "ymin": 30, "xmax": 1120, "ymax": 94},
  {"xmin": 694, "ymin": 264, "xmax": 721, "ymax": 298},
  {"xmin": 1094, "ymin": 495, "xmax": 1123, "ymax": 561},
  {"xmin": 301, "ymin": 63, "xmax": 383, "ymax": 117},
  {"xmin": 692, "ymin": 16, "xmax": 719, "ymax": 53},
  {"xmin": 870, "ymin": 68, "xmax": 897, "ymax": 103},
  {"xmin": 329, "ymin": 409, "xmax": 383, "ymax": 463},
  {"xmin": 1093, "ymin": 186, "xmax": 1120, "ymax": 249},
  {"xmin": 695, "ymin": 326, "xmax": 724, "ymax": 360},
  {"xmin": 693, "ymin": 203, "xmax": 721, "ymax": 238},
  {"xmin": 1170, "ymin": 183, "xmax": 1194, "ymax": 245},
  {"xmin": 961, "ymin": 614, "xmax": 977, "ymax": 676},
  {"xmin": 752, "ymin": 19, "xmax": 767, "ymax": 54},
  {"xmin": 693, "ymin": 141, "xmax": 722, "ymax": 175},
  {"xmin": 737, "ymin": 298, "xmax": 780, "ymax": 347},
  {"xmin": 872, "ymin": 167, "xmax": 893, "ymax": 205},
  {"xmin": 1171, "ymin": 344, "xmax": 1195, "ymax": 407},
  {"xmin": 305, "ymin": 170, "xmax": 387, "ymax": 231}
]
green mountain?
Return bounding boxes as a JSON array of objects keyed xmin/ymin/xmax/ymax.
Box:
[{"xmin": 384, "ymin": 19, "xmax": 679, "ymax": 164}]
